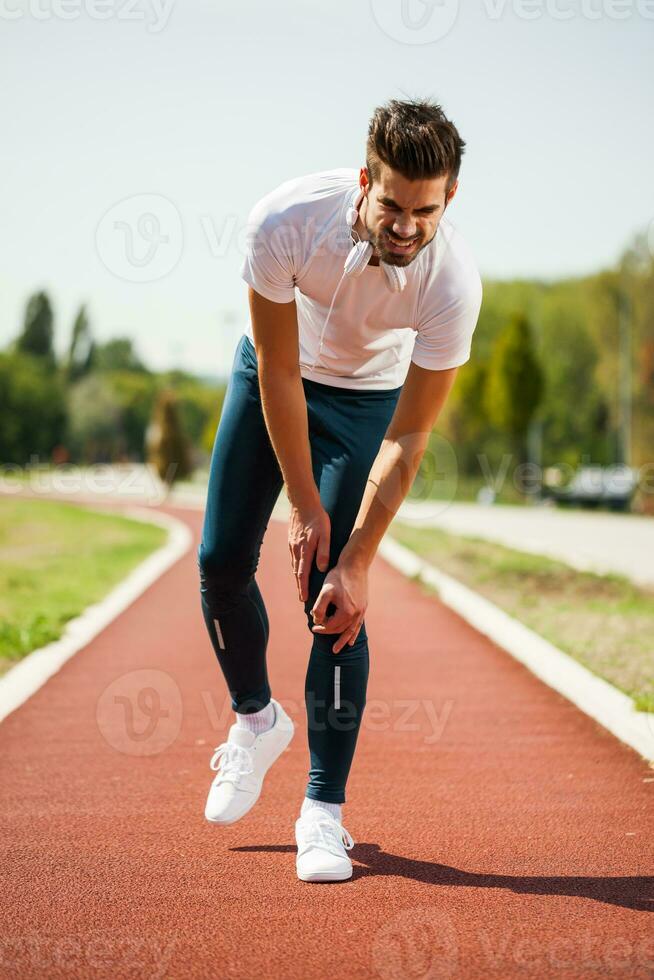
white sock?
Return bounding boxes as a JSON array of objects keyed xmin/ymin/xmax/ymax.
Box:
[
  {"xmin": 236, "ymin": 701, "xmax": 276, "ymax": 735},
  {"xmin": 301, "ymin": 797, "xmax": 342, "ymax": 823}
]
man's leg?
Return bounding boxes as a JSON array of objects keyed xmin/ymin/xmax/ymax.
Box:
[
  {"xmin": 197, "ymin": 334, "xmax": 284, "ymax": 714},
  {"xmin": 300, "ymin": 380, "xmax": 403, "ymax": 805}
]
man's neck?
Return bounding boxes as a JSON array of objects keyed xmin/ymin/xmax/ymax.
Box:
[{"xmin": 352, "ymin": 195, "xmax": 380, "ymax": 266}]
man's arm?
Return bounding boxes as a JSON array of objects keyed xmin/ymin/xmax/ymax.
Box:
[
  {"xmin": 310, "ymin": 360, "xmax": 458, "ymax": 651},
  {"xmin": 340, "ymin": 360, "xmax": 459, "ymax": 569},
  {"xmin": 248, "ymin": 287, "xmax": 330, "ymax": 599},
  {"xmin": 249, "ymin": 288, "xmax": 316, "ymax": 509}
]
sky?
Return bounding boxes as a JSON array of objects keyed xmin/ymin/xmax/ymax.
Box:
[{"xmin": 1, "ymin": 0, "xmax": 652, "ymax": 376}]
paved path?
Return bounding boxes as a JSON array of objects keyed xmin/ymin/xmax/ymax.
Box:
[
  {"xmin": 1, "ymin": 504, "xmax": 652, "ymax": 979},
  {"xmin": 396, "ymin": 500, "xmax": 654, "ymax": 589}
]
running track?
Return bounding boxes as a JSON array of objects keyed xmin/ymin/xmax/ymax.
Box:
[{"xmin": 1, "ymin": 503, "xmax": 652, "ymax": 979}]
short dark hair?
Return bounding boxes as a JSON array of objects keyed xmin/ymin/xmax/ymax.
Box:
[{"xmin": 366, "ymin": 98, "xmax": 466, "ymax": 193}]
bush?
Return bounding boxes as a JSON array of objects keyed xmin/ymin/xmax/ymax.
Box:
[{"xmin": 67, "ymin": 374, "xmax": 125, "ymax": 462}]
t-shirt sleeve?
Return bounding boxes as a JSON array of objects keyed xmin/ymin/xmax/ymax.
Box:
[
  {"xmin": 240, "ymin": 188, "xmax": 299, "ymax": 304},
  {"xmin": 411, "ymin": 272, "xmax": 483, "ymax": 371}
]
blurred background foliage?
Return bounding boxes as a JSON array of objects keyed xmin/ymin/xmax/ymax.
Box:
[
  {"xmin": 0, "ymin": 294, "xmax": 227, "ymax": 481},
  {"xmin": 1, "ymin": 230, "xmax": 652, "ymax": 499}
]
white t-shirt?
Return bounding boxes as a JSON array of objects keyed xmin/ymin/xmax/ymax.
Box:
[{"xmin": 241, "ymin": 168, "xmax": 482, "ymax": 391}]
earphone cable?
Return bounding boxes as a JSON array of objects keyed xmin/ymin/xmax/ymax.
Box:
[{"xmin": 307, "ymin": 265, "xmax": 349, "ymax": 375}]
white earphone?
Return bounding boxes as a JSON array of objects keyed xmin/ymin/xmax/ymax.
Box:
[
  {"xmin": 306, "ymin": 186, "xmax": 408, "ymax": 374},
  {"xmin": 345, "ymin": 190, "xmax": 408, "ymax": 294}
]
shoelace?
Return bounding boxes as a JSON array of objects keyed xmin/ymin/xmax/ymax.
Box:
[
  {"xmin": 209, "ymin": 742, "xmax": 254, "ymax": 786},
  {"xmin": 298, "ymin": 815, "xmax": 355, "ymax": 856}
]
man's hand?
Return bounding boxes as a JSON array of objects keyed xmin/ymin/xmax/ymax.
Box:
[
  {"xmin": 309, "ymin": 557, "xmax": 368, "ymax": 654},
  {"xmin": 288, "ymin": 502, "xmax": 331, "ymax": 602}
]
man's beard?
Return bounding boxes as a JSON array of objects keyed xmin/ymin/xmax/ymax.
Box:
[{"xmin": 365, "ymin": 222, "xmax": 435, "ymax": 268}]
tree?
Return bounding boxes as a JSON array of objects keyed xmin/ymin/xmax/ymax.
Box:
[
  {"xmin": 105, "ymin": 371, "xmax": 158, "ymax": 460},
  {"xmin": 93, "ymin": 337, "xmax": 148, "ymax": 373},
  {"xmin": 16, "ymin": 291, "xmax": 55, "ymax": 366},
  {"xmin": 484, "ymin": 313, "xmax": 544, "ymax": 467},
  {"xmin": 200, "ymin": 394, "xmax": 227, "ymax": 458},
  {"xmin": 0, "ymin": 351, "xmax": 67, "ymax": 463},
  {"xmin": 66, "ymin": 305, "xmax": 95, "ymax": 381},
  {"xmin": 537, "ymin": 293, "xmax": 609, "ymax": 467},
  {"xmin": 146, "ymin": 390, "xmax": 193, "ymax": 489},
  {"xmin": 447, "ymin": 359, "xmax": 491, "ymax": 472},
  {"xmin": 170, "ymin": 379, "xmax": 224, "ymax": 451}
]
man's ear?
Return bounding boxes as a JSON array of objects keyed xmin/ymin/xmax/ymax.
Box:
[
  {"xmin": 359, "ymin": 167, "xmax": 369, "ymax": 193},
  {"xmin": 445, "ymin": 179, "xmax": 459, "ymax": 207}
]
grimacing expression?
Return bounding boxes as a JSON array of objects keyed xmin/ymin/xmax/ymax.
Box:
[{"xmin": 360, "ymin": 163, "xmax": 457, "ymax": 267}]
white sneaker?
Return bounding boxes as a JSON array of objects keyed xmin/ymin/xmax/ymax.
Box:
[
  {"xmin": 204, "ymin": 698, "xmax": 294, "ymax": 825},
  {"xmin": 295, "ymin": 809, "xmax": 355, "ymax": 882}
]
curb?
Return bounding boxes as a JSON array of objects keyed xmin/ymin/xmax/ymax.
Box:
[
  {"xmin": 0, "ymin": 505, "xmax": 193, "ymax": 726},
  {"xmin": 378, "ymin": 533, "xmax": 654, "ymax": 765}
]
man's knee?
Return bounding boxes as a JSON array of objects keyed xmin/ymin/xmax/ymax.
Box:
[
  {"xmin": 197, "ymin": 542, "xmax": 255, "ymax": 615},
  {"xmin": 303, "ymin": 589, "xmax": 369, "ymax": 655},
  {"xmin": 300, "ymin": 546, "xmax": 364, "ymax": 638}
]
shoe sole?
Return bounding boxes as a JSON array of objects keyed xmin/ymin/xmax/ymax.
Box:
[
  {"xmin": 204, "ymin": 783, "xmax": 263, "ymax": 825},
  {"xmin": 297, "ymin": 868, "xmax": 353, "ymax": 883},
  {"xmin": 205, "ymin": 718, "xmax": 294, "ymax": 825}
]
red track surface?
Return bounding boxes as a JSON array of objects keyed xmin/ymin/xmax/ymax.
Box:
[{"xmin": 1, "ymin": 504, "xmax": 652, "ymax": 979}]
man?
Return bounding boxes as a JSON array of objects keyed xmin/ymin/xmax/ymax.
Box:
[{"xmin": 197, "ymin": 98, "xmax": 482, "ymax": 883}]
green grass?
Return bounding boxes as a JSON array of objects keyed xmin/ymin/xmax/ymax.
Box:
[
  {"xmin": 412, "ymin": 472, "xmax": 530, "ymax": 505},
  {"xmin": 0, "ymin": 498, "xmax": 167, "ymax": 671},
  {"xmin": 389, "ymin": 520, "xmax": 654, "ymax": 713}
]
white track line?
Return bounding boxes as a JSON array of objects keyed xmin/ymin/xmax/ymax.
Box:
[
  {"xmin": 0, "ymin": 506, "xmax": 192, "ymax": 726},
  {"xmin": 379, "ymin": 533, "xmax": 654, "ymax": 765}
]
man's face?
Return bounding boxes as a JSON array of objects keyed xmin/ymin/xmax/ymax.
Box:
[{"xmin": 359, "ymin": 162, "xmax": 457, "ymax": 267}]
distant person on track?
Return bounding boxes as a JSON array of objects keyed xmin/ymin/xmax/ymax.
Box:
[{"xmin": 197, "ymin": 98, "xmax": 482, "ymax": 882}]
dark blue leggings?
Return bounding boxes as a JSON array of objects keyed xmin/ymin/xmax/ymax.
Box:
[{"xmin": 197, "ymin": 333, "xmax": 402, "ymax": 803}]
